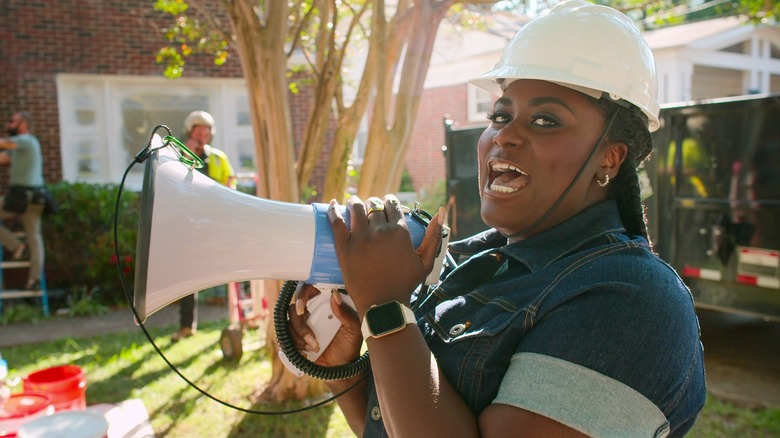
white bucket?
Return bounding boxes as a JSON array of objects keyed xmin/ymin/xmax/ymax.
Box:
[{"xmin": 17, "ymin": 410, "xmax": 108, "ymax": 438}]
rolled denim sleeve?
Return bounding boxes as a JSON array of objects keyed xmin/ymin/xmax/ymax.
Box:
[
  {"xmin": 494, "ymin": 352, "xmax": 670, "ymax": 438},
  {"xmin": 491, "ymin": 275, "xmax": 704, "ymax": 437}
]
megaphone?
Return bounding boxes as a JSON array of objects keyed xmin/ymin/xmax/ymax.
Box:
[{"xmin": 133, "ymin": 136, "xmax": 448, "ymax": 325}]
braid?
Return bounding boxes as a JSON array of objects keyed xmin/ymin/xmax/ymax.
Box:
[
  {"xmin": 612, "ymin": 164, "xmax": 649, "ymax": 241},
  {"xmin": 595, "ymin": 99, "xmax": 654, "ymax": 246}
]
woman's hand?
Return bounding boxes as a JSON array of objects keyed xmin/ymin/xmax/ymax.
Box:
[
  {"xmin": 327, "ymin": 194, "xmax": 446, "ymax": 313},
  {"xmin": 316, "ymin": 290, "xmax": 363, "ymax": 367},
  {"xmin": 287, "ymin": 284, "xmax": 363, "ymax": 367}
]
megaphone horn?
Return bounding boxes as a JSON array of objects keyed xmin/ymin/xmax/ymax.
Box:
[{"xmin": 133, "ymin": 138, "xmax": 440, "ymax": 323}]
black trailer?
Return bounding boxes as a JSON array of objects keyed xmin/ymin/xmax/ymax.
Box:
[{"xmin": 443, "ymin": 93, "xmax": 780, "ymax": 321}]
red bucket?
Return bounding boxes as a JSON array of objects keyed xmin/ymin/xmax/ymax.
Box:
[
  {"xmin": 23, "ymin": 365, "xmax": 86, "ymax": 412},
  {"xmin": 0, "ymin": 392, "xmax": 53, "ymax": 437}
]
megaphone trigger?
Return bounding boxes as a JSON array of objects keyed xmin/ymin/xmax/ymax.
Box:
[
  {"xmin": 427, "ymin": 223, "xmax": 451, "ymax": 285},
  {"xmin": 278, "ymin": 285, "xmax": 357, "ymax": 376}
]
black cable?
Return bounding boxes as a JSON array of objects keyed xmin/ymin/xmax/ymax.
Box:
[{"xmin": 112, "ymin": 127, "xmax": 366, "ymax": 415}]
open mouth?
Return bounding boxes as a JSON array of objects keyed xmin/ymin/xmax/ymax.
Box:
[{"xmin": 488, "ymin": 161, "xmax": 529, "ymax": 193}]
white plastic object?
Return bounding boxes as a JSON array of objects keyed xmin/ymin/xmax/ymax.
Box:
[
  {"xmin": 0, "ymin": 354, "xmax": 8, "ymax": 401},
  {"xmin": 0, "ymin": 354, "xmax": 7, "ymax": 380},
  {"xmin": 279, "ymin": 285, "xmax": 356, "ymax": 376}
]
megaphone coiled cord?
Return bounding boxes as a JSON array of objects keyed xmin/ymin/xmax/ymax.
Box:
[{"xmin": 274, "ymin": 280, "xmax": 371, "ymax": 380}]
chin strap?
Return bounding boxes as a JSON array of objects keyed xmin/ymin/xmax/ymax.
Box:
[{"xmin": 503, "ymin": 108, "xmax": 620, "ymax": 240}]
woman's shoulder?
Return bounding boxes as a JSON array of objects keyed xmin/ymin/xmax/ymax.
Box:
[
  {"xmin": 558, "ymin": 233, "xmax": 691, "ymax": 302},
  {"xmin": 602, "ymin": 237, "xmax": 682, "ymax": 281}
]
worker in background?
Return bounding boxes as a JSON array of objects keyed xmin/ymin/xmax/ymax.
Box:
[{"xmin": 172, "ymin": 110, "xmax": 236, "ymax": 341}]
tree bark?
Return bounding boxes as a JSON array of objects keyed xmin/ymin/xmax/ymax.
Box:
[
  {"xmin": 224, "ymin": 0, "xmax": 319, "ymax": 402},
  {"xmin": 358, "ymin": 0, "xmax": 453, "ymax": 199}
]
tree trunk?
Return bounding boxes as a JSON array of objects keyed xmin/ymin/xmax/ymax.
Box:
[
  {"xmin": 358, "ymin": 0, "xmax": 453, "ymax": 198},
  {"xmin": 320, "ymin": 1, "xmax": 380, "ymax": 202},
  {"xmin": 224, "ymin": 0, "xmax": 319, "ymax": 402}
]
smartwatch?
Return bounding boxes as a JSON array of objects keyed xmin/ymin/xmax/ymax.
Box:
[{"xmin": 361, "ymin": 301, "xmax": 416, "ymax": 339}]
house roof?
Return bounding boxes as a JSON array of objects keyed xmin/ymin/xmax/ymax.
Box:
[
  {"xmin": 425, "ymin": 12, "xmax": 777, "ymax": 89},
  {"xmin": 642, "ymin": 16, "xmax": 750, "ymax": 50}
]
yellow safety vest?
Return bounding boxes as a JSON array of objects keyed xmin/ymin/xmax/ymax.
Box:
[{"xmin": 203, "ymin": 145, "xmax": 237, "ymax": 189}]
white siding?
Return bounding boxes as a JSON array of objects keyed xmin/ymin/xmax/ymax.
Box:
[{"xmin": 691, "ymin": 65, "xmax": 744, "ymax": 100}]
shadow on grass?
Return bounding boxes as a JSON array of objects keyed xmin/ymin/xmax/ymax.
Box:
[
  {"xmin": 228, "ymin": 396, "xmax": 339, "ymax": 437},
  {"xmin": 3, "ymin": 319, "xmax": 352, "ymax": 437}
]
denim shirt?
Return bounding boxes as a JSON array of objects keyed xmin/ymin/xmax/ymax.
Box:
[{"xmin": 361, "ymin": 200, "xmax": 706, "ymax": 438}]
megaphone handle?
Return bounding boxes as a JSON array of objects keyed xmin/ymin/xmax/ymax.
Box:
[
  {"xmin": 426, "ymin": 225, "xmax": 451, "ymax": 285},
  {"xmin": 278, "ymin": 286, "xmax": 356, "ymax": 376}
]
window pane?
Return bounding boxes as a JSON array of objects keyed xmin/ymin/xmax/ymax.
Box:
[
  {"xmin": 468, "ymin": 86, "xmax": 496, "ymax": 122},
  {"xmin": 120, "ymin": 92, "xmax": 210, "ymax": 168},
  {"xmin": 77, "ymin": 138, "xmax": 100, "ymax": 178},
  {"xmin": 236, "ymin": 138, "xmax": 256, "ymax": 173},
  {"xmin": 476, "ymin": 100, "xmax": 492, "ymax": 116},
  {"xmin": 74, "ymin": 93, "xmax": 96, "ymax": 126},
  {"xmin": 235, "ymin": 95, "xmax": 251, "ymax": 126}
]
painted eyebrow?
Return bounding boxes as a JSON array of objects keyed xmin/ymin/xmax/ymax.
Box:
[
  {"xmin": 494, "ymin": 96, "xmax": 577, "ymax": 116},
  {"xmin": 495, "ymin": 97, "xmax": 512, "ymax": 107}
]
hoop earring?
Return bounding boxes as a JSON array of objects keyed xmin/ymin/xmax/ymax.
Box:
[{"xmin": 597, "ymin": 174, "xmax": 610, "ymax": 187}]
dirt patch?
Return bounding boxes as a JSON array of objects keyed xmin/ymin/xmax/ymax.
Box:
[{"xmin": 698, "ymin": 309, "xmax": 780, "ymax": 408}]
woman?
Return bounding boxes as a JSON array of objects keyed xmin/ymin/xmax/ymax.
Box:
[{"xmin": 290, "ymin": 1, "xmax": 706, "ymax": 436}]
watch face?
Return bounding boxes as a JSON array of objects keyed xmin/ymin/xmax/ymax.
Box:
[{"xmin": 366, "ymin": 301, "xmax": 406, "ymax": 336}]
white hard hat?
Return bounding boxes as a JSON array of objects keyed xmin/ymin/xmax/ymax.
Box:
[
  {"xmin": 470, "ymin": 0, "xmax": 660, "ymax": 132},
  {"xmin": 183, "ymin": 110, "xmax": 216, "ymax": 136}
]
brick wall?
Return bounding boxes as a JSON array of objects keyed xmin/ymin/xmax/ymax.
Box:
[
  {"xmin": 405, "ymin": 83, "xmax": 487, "ymax": 198},
  {"xmin": 0, "ymin": 0, "xmax": 243, "ymax": 185},
  {"xmin": 405, "ymin": 85, "xmax": 460, "ymax": 196}
]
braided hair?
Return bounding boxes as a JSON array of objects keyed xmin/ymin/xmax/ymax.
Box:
[{"xmin": 595, "ymin": 99, "xmax": 654, "ymax": 246}]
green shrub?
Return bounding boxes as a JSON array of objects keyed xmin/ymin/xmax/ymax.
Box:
[
  {"xmin": 0, "ymin": 303, "xmax": 44, "ymax": 325},
  {"xmin": 399, "ymin": 169, "xmax": 415, "ymax": 193},
  {"xmin": 43, "ymin": 181, "xmax": 140, "ymax": 308},
  {"xmin": 416, "ymin": 179, "xmax": 447, "ymax": 216},
  {"xmin": 67, "ymin": 286, "xmax": 110, "ymax": 316}
]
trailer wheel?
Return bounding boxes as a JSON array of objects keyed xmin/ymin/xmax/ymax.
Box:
[{"xmin": 221, "ymin": 327, "xmax": 244, "ymax": 362}]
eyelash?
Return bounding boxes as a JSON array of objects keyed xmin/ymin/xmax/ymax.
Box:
[
  {"xmin": 486, "ymin": 112, "xmax": 559, "ymax": 127},
  {"xmin": 486, "ymin": 112, "xmax": 510, "ymax": 124}
]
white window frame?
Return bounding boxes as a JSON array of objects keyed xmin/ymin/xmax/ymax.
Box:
[
  {"xmin": 467, "ymin": 84, "xmax": 496, "ymax": 123},
  {"xmin": 56, "ymin": 74, "xmax": 252, "ymax": 190}
]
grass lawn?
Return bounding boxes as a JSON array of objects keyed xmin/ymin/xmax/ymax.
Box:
[{"xmin": 2, "ymin": 318, "xmax": 779, "ymax": 437}]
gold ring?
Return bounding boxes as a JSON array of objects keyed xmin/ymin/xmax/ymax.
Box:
[
  {"xmin": 367, "ymin": 199, "xmax": 385, "ymax": 215},
  {"xmin": 367, "ymin": 205, "xmax": 385, "ymax": 215}
]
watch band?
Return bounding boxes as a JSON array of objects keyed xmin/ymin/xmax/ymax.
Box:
[{"xmin": 361, "ymin": 301, "xmax": 417, "ymax": 339}]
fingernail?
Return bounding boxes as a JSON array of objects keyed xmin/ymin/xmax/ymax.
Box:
[
  {"xmin": 332, "ymin": 290, "xmax": 343, "ymax": 305},
  {"xmin": 304, "ymin": 334, "xmax": 319, "ymax": 352},
  {"xmin": 438, "ymin": 206, "xmax": 446, "ymax": 226},
  {"xmin": 295, "ymin": 299, "xmax": 305, "ymax": 316}
]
